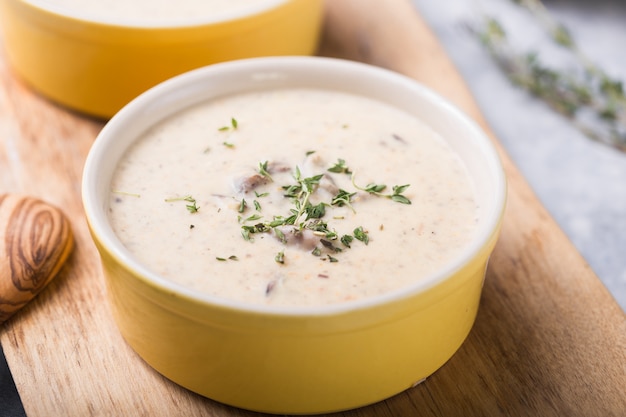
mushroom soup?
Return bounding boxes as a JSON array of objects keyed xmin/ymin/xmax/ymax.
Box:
[
  {"xmin": 108, "ymin": 88, "xmax": 479, "ymax": 306},
  {"xmin": 28, "ymin": 0, "xmax": 283, "ymax": 23}
]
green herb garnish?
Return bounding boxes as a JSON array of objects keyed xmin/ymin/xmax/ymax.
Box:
[
  {"xmin": 328, "ymin": 158, "xmax": 352, "ymax": 174},
  {"xmin": 331, "ymin": 189, "xmax": 356, "ymax": 212},
  {"xmin": 258, "ymin": 161, "xmax": 273, "ymax": 181},
  {"xmin": 165, "ymin": 195, "xmax": 200, "ymax": 213},
  {"xmin": 236, "ymin": 159, "xmax": 410, "ymax": 266},
  {"xmin": 281, "ymin": 167, "xmax": 324, "ymax": 227},
  {"xmin": 219, "ymin": 117, "xmax": 239, "ymax": 132},
  {"xmin": 341, "ymin": 234, "xmax": 354, "ymax": 248},
  {"xmin": 216, "ymin": 255, "xmax": 238, "ymax": 261},
  {"xmin": 351, "ymin": 173, "xmax": 411, "ymax": 204},
  {"xmin": 353, "ymin": 226, "xmax": 369, "ymax": 245},
  {"xmin": 275, "ymin": 251, "xmax": 285, "ymax": 264}
]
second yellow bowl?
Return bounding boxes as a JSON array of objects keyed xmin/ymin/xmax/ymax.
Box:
[{"xmin": 0, "ymin": 0, "xmax": 322, "ymax": 118}]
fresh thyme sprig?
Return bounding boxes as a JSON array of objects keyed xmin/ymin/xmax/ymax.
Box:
[
  {"xmin": 238, "ymin": 158, "xmax": 411, "ymax": 267},
  {"xmin": 331, "ymin": 189, "xmax": 357, "ymax": 213},
  {"xmin": 165, "ymin": 195, "xmax": 200, "ymax": 213},
  {"xmin": 282, "ymin": 167, "xmax": 324, "ymax": 226},
  {"xmin": 473, "ymin": 0, "xmax": 626, "ymax": 151},
  {"xmin": 351, "ymin": 173, "xmax": 412, "ymax": 204},
  {"xmin": 258, "ymin": 161, "xmax": 273, "ymax": 182},
  {"xmin": 328, "ymin": 158, "xmax": 352, "ymax": 174}
]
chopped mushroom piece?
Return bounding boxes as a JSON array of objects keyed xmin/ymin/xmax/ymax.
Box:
[
  {"xmin": 232, "ymin": 161, "xmax": 290, "ymax": 194},
  {"xmin": 233, "ymin": 173, "xmax": 270, "ymax": 194},
  {"xmin": 273, "ymin": 226, "xmax": 320, "ymax": 251}
]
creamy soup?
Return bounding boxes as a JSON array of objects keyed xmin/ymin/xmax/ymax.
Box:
[
  {"xmin": 108, "ymin": 88, "xmax": 479, "ymax": 306},
  {"xmin": 31, "ymin": 0, "xmax": 283, "ymax": 23}
]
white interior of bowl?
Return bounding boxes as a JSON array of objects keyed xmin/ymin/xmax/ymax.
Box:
[
  {"xmin": 82, "ymin": 56, "xmax": 506, "ymax": 316},
  {"xmin": 23, "ymin": 0, "xmax": 288, "ymax": 28}
]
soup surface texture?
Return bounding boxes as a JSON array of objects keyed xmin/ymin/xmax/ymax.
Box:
[
  {"xmin": 108, "ymin": 88, "xmax": 479, "ymax": 307},
  {"xmin": 31, "ymin": 0, "xmax": 281, "ymax": 23}
]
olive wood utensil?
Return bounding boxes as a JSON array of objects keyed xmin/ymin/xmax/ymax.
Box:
[{"xmin": 0, "ymin": 194, "xmax": 73, "ymax": 324}]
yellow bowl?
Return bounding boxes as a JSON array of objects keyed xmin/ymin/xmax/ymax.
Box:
[
  {"xmin": 0, "ymin": 0, "xmax": 322, "ymax": 119},
  {"xmin": 82, "ymin": 56, "xmax": 507, "ymax": 414}
]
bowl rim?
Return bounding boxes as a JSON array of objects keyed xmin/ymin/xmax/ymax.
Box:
[
  {"xmin": 82, "ymin": 56, "xmax": 507, "ymax": 317},
  {"xmin": 20, "ymin": 0, "xmax": 290, "ymax": 28}
]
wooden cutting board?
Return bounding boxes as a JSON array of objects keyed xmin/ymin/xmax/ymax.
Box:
[{"xmin": 1, "ymin": 1, "xmax": 625, "ymax": 416}]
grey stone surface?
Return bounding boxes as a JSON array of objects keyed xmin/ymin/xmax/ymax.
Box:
[{"xmin": 412, "ymin": 0, "xmax": 626, "ymax": 311}]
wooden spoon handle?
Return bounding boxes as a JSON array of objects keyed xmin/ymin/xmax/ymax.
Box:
[{"xmin": 0, "ymin": 194, "xmax": 74, "ymax": 323}]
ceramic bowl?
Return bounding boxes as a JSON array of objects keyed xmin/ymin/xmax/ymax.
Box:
[
  {"xmin": 0, "ymin": 0, "xmax": 322, "ymax": 118},
  {"xmin": 82, "ymin": 56, "xmax": 507, "ymax": 414}
]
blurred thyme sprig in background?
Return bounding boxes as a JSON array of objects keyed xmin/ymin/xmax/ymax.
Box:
[{"xmin": 473, "ymin": 0, "xmax": 626, "ymax": 152}]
